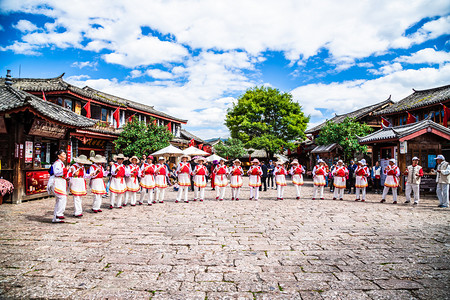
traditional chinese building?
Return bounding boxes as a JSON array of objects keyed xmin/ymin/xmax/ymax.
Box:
[
  {"xmin": 0, "ymin": 73, "xmax": 96, "ymax": 203},
  {"xmin": 12, "ymin": 74, "xmax": 187, "ymax": 160},
  {"xmin": 363, "ymin": 84, "xmax": 450, "ymax": 191}
]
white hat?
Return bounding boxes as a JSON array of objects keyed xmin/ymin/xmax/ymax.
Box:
[
  {"xmin": 75, "ymin": 155, "xmax": 92, "ymax": 165},
  {"xmin": 389, "ymin": 158, "xmax": 396, "ymax": 163},
  {"xmin": 233, "ymin": 159, "xmax": 241, "ymax": 164},
  {"xmin": 337, "ymin": 159, "xmax": 343, "ymax": 164},
  {"xmin": 291, "ymin": 159, "xmax": 299, "ymax": 165},
  {"xmin": 412, "ymin": 156, "xmax": 420, "ymax": 161},
  {"xmin": 181, "ymin": 154, "xmax": 191, "ymax": 160},
  {"xmin": 276, "ymin": 160, "xmax": 284, "ymax": 165},
  {"xmin": 90, "ymin": 154, "xmax": 107, "ymax": 163},
  {"xmin": 317, "ymin": 159, "xmax": 325, "ymax": 163},
  {"xmin": 360, "ymin": 159, "xmax": 366, "ymax": 165},
  {"xmin": 251, "ymin": 158, "xmax": 260, "ymax": 164},
  {"xmin": 435, "ymin": 155, "xmax": 445, "ymax": 160},
  {"xmin": 113, "ymin": 154, "xmax": 128, "ymax": 161},
  {"xmin": 158, "ymin": 156, "xmax": 166, "ymax": 161},
  {"xmin": 195, "ymin": 156, "xmax": 206, "ymax": 163},
  {"xmin": 130, "ymin": 156, "xmax": 140, "ymax": 163}
]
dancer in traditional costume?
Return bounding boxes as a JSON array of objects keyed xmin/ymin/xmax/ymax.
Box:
[
  {"xmin": 404, "ymin": 157, "xmax": 423, "ymax": 205},
  {"xmin": 274, "ymin": 161, "xmax": 287, "ymax": 200},
  {"xmin": 332, "ymin": 160, "xmax": 348, "ymax": 200},
  {"xmin": 110, "ymin": 154, "xmax": 127, "ymax": 209},
  {"xmin": 214, "ymin": 158, "xmax": 229, "ymax": 201},
  {"xmin": 47, "ymin": 150, "xmax": 68, "ymax": 223},
  {"xmin": 193, "ymin": 157, "xmax": 209, "ymax": 201},
  {"xmin": 176, "ymin": 155, "xmax": 192, "ymax": 203},
  {"xmin": 155, "ymin": 157, "xmax": 170, "ymax": 203},
  {"xmin": 289, "ymin": 159, "xmax": 304, "ymax": 199},
  {"xmin": 312, "ymin": 159, "xmax": 327, "ymax": 200},
  {"xmin": 67, "ymin": 155, "xmax": 91, "ymax": 217},
  {"xmin": 248, "ymin": 159, "xmax": 263, "ymax": 200},
  {"xmin": 381, "ymin": 158, "xmax": 400, "ymax": 204},
  {"xmin": 139, "ymin": 155, "xmax": 156, "ymax": 205},
  {"xmin": 230, "ymin": 159, "xmax": 244, "ymax": 201},
  {"xmin": 89, "ymin": 155, "xmax": 107, "ymax": 212},
  {"xmin": 124, "ymin": 156, "xmax": 141, "ymax": 206},
  {"xmin": 355, "ymin": 159, "xmax": 370, "ymax": 202}
]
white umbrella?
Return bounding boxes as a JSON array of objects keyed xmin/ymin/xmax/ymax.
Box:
[
  {"xmin": 182, "ymin": 146, "xmax": 210, "ymax": 156},
  {"xmin": 207, "ymin": 154, "xmax": 227, "ymax": 162},
  {"xmin": 151, "ymin": 144, "xmax": 184, "ymax": 157}
]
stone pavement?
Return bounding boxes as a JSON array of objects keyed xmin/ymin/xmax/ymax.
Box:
[{"xmin": 0, "ymin": 178, "xmax": 449, "ymax": 299}]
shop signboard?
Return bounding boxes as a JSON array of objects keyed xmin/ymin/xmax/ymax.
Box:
[
  {"xmin": 28, "ymin": 119, "xmax": 67, "ymax": 139},
  {"xmin": 25, "ymin": 141, "xmax": 33, "ymax": 163},
  {"xmin": 25, "ymin": 171, "xmax": 50, "ymax": 195}
]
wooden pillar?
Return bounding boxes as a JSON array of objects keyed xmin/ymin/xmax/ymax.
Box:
[{"xmin": 11, "ymin": 116, "xmax": 24, "ymax": 204}]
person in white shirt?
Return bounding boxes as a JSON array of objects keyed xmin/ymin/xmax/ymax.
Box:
[
  {"xmin": 289, "ymin": 159, "xmax": 305, "ymax": 199},
  {"xmin": 381, "ymin": 158, "xmax": 400, "ymax": 204},
  {"xmin": 213, "ymin": 159, "xmax": 229, "ymax": 201},
  {"xmin": 124, "ymin": 156, "xmax": 141, "ymax": 207},
  {"xmin": 67, "ymin": 155, "xmax": 91, "ymax": 217},
  {"xmin": 404, "ymin": 157, "xmax": 424, "ymax": 205},
  {"xmin": 435, "ymin": 155, "xmax": 450, "ymax": 208},
  {"xmin": 109, "ymin": 154, "xmax": 127, "ymax": 209},
  {"xmin": 176, "ymin": 155, "xmax": 192, "ymax": 203},
  {"xmin": 89, "ymin": 155, "xmax": 108, "ymax": 213},
  {"xmin": 47, "ymin": 150, "xmax": 68, "ymax": 223}
]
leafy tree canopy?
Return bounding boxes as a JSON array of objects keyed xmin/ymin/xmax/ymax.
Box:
[
  {"xmin": 315, "ymin": 117, "xmax": 373, "ymax": 160},
  {"xmin": 114, "ymin": 117, "xmax": 173, "ymax": 157},
  {"xmin": 214, "ymin": 138, "xmax": 247, "ymax": 159},
  {"xmin": 225, "ymin": 86, "xmax": 309, "ymax": 157}
]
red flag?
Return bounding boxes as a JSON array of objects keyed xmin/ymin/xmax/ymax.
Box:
[
  {"xmin": 406, "ymin": 111, "xmax": 417, "ymax": 124},
  {"xmin": 113, "ymin": 108, "xmax": 120, "ymax": 128},
  {"xmin": 42, "ymin": 91, "xmax": 47, "ymax": 101},
  {"xmin": 82, "ymin": 101, "xmax": 91, "ymax": 118},
  {"xmin": 128, "ymin": 113, "xmax": 136, "ymax": 122},
  {"xmin": 166, "ymin": 121, "xmax": 172, "ymax": 132},
  {"xmin": 189, "ymin": 139, "xmax": 195, "ymax": 147},
  {"xmin": 153, "ymin": 119, "xmax": 157, "ymax": 125},
  {"xmin": 442, "ymin": 104, "xmax": 450, "ymax": 127},
  {"xmin": 381, "ymin": 117, "xmax": 391, "ymax": 128},
  {"xmin": 198, "ymin": 143, "xmax": 203, "ymax": 150}
]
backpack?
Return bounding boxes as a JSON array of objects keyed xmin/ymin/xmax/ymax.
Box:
[{"xmin": 48, "ymin": 165, "xmax": 54, "ymax": 176}]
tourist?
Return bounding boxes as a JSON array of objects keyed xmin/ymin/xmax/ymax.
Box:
[
  {"xmin": 274, "ymin": 160, "xmax": 287, "ymax": 200},
  {"xmin": 193, "ymin": 157, "xmax": 208, "ymax": 201},
  {"xmin": 435, "ymin": 155, "xmax": 450, "ymax": 208},
  {"xmin": 248, "ymin": 158, "xmax": 263, "ymax": 200},
  {"xmin": 347, "ymin": 160, "xmax": 357, "ymax": 194},
  {"xmin": 355, "ymin": 159, "xmax": 370, "ymax": 202},
  {"xmin": 261, "ymin": 160, "xmax": 268, "ymax": 191},
  {"xmin": 47, "ymin": 149, "xmax": 68, "ymax": 223},
  {"xmin": 289, "ymin": 159, "xmax": 304, "ymax": 199},
  {"xmin": 329, "ymin": 162, "xmax": 336, "ymax": 192},
  {"xmin": 67, "ymin": 154, "xmax": 91, "ymax": 217},
  {"xmin": 109, "ymin": 154, "xmax": 127, "ymax": 209},
  {"xmin": 89, "ymin": 155, "xmax": 107, "ymax": 212},
  {"xmin": 155, "ymin": 157, "xmax": 170, "ymax": 203},
  {"xmin": 380, "ymin": 158, "xmax": 400, "ymax": 204},
  {"xmin": 371, "ymin": 161, "xmax": 382, "ymax": 194},
  {"xmin": 230, "ymin": 159, "xmax": 244, "ymax": 201},
  {"xmin": 267, "ymin": 160, "xmax": 275, "ymax": 189},
  {"xmin": 404, "ymin": 157, "xmax": 423, "ymax": 205},
  {"xmin": 332, "ymin": 159, "xmax": 348, "ymax": 200},
  {"xmin": 124, "ymin": 156, "xmax": 141, "ymax": 206},
  {"xmin": 213, "ymin": 158, "xmax": 229, "ymax": 201},
  {"xmin": 176, "ymin": 154, "xmax": 192, "ymax": 203},
  {"xmin": 139, "ymin": 155, "xmax": 156, "ymax": 205},
  {"xmin": 312, "ymin": 159, "xmax": 327, "ymax": 200}
]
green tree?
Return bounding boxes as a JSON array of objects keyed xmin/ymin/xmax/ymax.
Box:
[
  {"xmin": 315, "ymin": 117, "xmax": 373, "ymax": 160},
  {"xmin": 225, "ymin": 86, "xmax": 309, "ymax": 158},
  {"xmin": 214, "ymin": 138, "xmax": 247, "ymax": 159},
  {"xmin": 114, "ymin": 117, "xmax": 173, "ymax": 157}
]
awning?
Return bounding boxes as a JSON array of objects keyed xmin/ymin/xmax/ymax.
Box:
[{"xmin": 311, "ymin": 143, "xmax": 340, "ymax": 154}]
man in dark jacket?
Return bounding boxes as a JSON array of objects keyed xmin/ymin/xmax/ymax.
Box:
[
  {"xmin": 347, "ymin": 160, "xmax": 357, "ymax": 194},
  {"xmin": 260, "ymin": 161, "xmax": 268, "ymax": 191},
  {"xmin": 267, "ymin": 160, "xmax": 275, "ymax": 189}
]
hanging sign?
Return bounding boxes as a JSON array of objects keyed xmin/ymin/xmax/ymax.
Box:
[{"xmin": 28, "ymin": 119, "xmax": 67, "ymax": 139}]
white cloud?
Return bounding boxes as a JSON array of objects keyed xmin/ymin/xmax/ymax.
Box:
[
  {"xmin": 146, "ymin": 69, "xmax": 174, "ymax": 79},
  {"xmin": 395, "ymin": 48, "xmax": 450, "ymax": 65},
  {"xmin": 13, "ymin": 20, "xmax": 38, "ymax": 32},
  {"xmin": 128, "ymin": 70, "xmax": 143, "ymax": 78},
  {"xmin": 369, "ymin": 62, "xmax": 403, "ymax": 75},
  {"xmin": 292, "ymin": 63, "xmax": 450, "ymax": 121},
  {"xmin": 71, "ymin": 61, "xmax": 98, "ymax": 69}
]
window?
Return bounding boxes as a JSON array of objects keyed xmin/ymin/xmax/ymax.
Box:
[
  {"xmin": 57, "ymin": 97, "xmax": 63, "ymax": 106},
  {"xmin": 101, "ymin": 108, "xmax": 108, "ymax": 122},
  {"xmin": 64, "ymin": 99, "xmax": 73, "ymax": 111},
  {"xmin": 91, "ymin": 104, "xmax": 102, "ymax": 120}
]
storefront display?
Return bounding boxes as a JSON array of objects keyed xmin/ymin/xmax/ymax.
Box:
[{"xmin": 25, "ymin": 171, "xmax": 50, "ymax": 195}]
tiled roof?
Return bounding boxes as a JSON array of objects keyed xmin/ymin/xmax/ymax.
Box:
[
  {"xmin": 180, "ymin": 129, "xmax": 204, "ymax": 143},
  {"xmin": 311, "ymin": 143, "xmax": 341, "ymax": 154},
  {"xmin": 374, "ymin": 84, "xmax": 450, "ymax": 115},
  {"xmin": 0, "ymin": 84, "xmax": 96, "ymax": 128},
  {"xmin": 306, "ymin": 98, "xmax": 393, "ymax": 134},
  {"xmin": 10, "ymin": 74, "xmax": 187, "ymax": 123},
  {"xmin": 358, "ymin": 118, "xmax": 450, "ymax": 144}
]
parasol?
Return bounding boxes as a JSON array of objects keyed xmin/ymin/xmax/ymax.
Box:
[{"xmin": 182, "ymin": 146, "xmax": 210, "ymax": 156}]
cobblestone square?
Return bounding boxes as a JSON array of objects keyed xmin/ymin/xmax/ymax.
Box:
[{"xmin": 0, "ymin": 179, "xmax": 449, "ymax": 299}]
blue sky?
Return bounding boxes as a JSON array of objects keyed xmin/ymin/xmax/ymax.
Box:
[{"xmin": 1, "ymin": 0, "xmax": 449, "ymax": 139}]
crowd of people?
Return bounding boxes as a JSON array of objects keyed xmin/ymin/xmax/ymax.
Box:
[{"xmin": 46, "ymin": 150, "xmax": 450, "ymax": 223}]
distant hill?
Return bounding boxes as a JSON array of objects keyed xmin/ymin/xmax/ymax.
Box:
[{"xmin": 205, "ymin": 137, "xmax": 228, "ymax": 143}]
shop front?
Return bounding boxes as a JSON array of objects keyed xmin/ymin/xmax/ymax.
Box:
[
  {"xmin": 0, "ymin": 83, "xmax": 95, "ymax": 203},
  {"xmin": 359, "ymin": 119, "xmax": 450, "ymax": 193}
]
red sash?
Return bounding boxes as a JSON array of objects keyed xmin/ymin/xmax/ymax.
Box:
[
  {"xmin": 250, "ymin": 167, "xmax": 260, "ymax": 175},
  {"xmin": 315, "ymin": 166, "xmax": 325, "ymax": 175},
  {"xmin": 276, "ymin": 168, "xmax": 286, "ymax": 175},
  {"xmin": 157, "ymin": 165, "xmax": 166, "ymax": 175},
  {"xmin": 217, "ymin": 166, "xmax": 227, "ymax": 175},
  {"xmin": 356, "ymin": 168, "xmax": 366, "ymax": 176},
  {"xmin": 62, "ymin": 167, "xmax": 68, "ymax": 178},
  {"xmin": 196, "ymin": 166, "xmax": 206, "ymax": 175},
  {"xmin": 180, "ymin": 163, "xmax": 190, "ymax": 173},
  {"xmin": 144, "ymin": 164, "xmax": 155, "ymax": 175},
  {"xmin": 233, "ymin": 167, "xmax": 242, "ymax": 175},
  {"xmin": 93, "ymin": 165, "xmax": 103, "ymax": 179},
  {"xmin": 336, "ymin": 169, "xmax": 345, "ymax": 177},
  {"xmin": 294, "ymin": 167, "xmax": 303, "ymax": 174}
]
